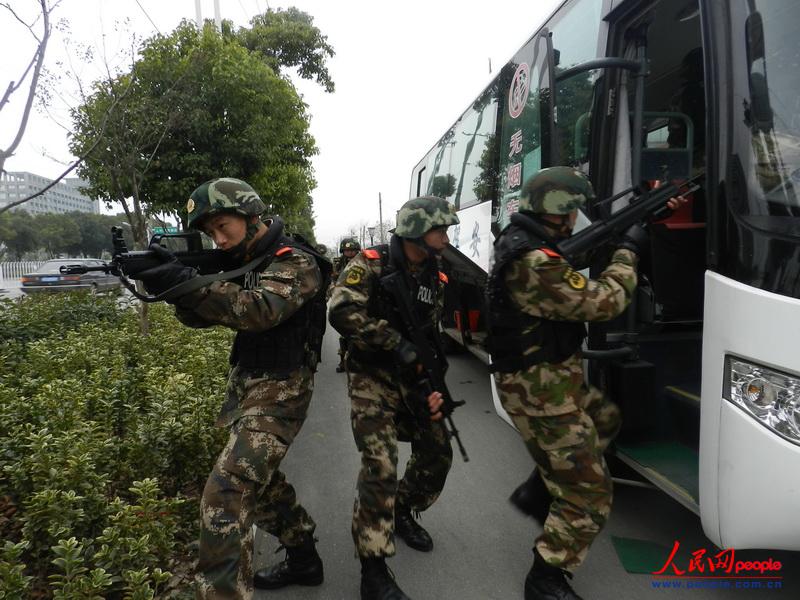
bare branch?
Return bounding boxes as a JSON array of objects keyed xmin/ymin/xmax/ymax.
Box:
[
  {"xmin": 0, "ymin": 53, "xmax": 38, "ymax": 112},
  {"xmin": 0, "ymin": 2, "xmax": 39, "ymax": 40},
  {"xmin": 0, "ymin": 0, "xmax": 52, "ymax": 173},
  {"xmin": 0, "ymin": 155, "xmax": 81, "ymax": 214},
  {"xmin": 0, "ymin": 74, "xmax": 135, "ymax": 215}
]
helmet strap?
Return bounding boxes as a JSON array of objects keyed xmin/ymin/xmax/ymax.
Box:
[
  {"xmin": 407, "ymin": 236, "xmax": 441, "ymax": 260},
  {"xmin": 529, "ymin": 213, "xmax": 573, "ymax": 240},
  {"xmin": 226, "ymin": 218, "xmax": 263, "ymax": 262}
]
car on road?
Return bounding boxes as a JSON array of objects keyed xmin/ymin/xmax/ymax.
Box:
[{"xmin": 20, "ymin": 259, "xmax": 120, "ymax": 294}]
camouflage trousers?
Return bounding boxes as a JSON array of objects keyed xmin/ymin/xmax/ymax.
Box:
[
  {"xmin": 495, "ymin": 353, "xmax": 621, "ymax": 571},
  {"xmin": 347, "ymin": 366, "xmax": 453, "ymax": 558},
  {"xmin": 196, "ymin": 367, "xmax": 316, "ymax": 599}
]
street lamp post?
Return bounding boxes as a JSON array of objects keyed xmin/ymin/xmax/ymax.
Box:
[{"xmin": 367, "ymin": 226, "xmax": 376, "ymax": 247}]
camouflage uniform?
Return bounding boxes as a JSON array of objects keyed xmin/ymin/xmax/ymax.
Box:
[
  {"xmin": 328, "ymin": 240, "xmax": 360, "ymax": 297},
  {"xmin": 489, "ymin": 167, "xmax": 638, "ymax": 572},
  {"xmin": 173, "ymin": 179, "xmax": 324, "ymax": 599},
  {"xmin": 329, "ymin": 198, "xmax": 458, "ymax": 561},
  {"xmin": 330, "ymin": 240, "xmax": 360, "ymax": 369}
]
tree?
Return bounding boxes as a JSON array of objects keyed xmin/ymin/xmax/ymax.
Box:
[
  {"xmin": 234, "ymin": 7, "xmax": 335, "ymax": 93},
  {"xmin": 70, "ymin": 65, "xmax": 176, "ymax": 253},
  {"xmin": 137, "ymin": 22, "xmax": 320, "ymax": 230},
  {"xmin": 64, "ymin": 212, "xmax": 120, "ymax": 257},
  {"xmin": 0, "ymin": 0, "xmax": 58, "ymax": 176},
  {"xmin": 36, "ymin": 212, "xmax": 80, "ymax": 257},
  {"xmin": 0, "ymin": 210, "xmax": 40, "ymax": 259},
  {"xmin": 73, "ymin": 19, "xmax": 327, "ymax": 238},
  {"xmin": 71, "ymin": 14, "xmax": 332, "ymax": 332},
  {"xmin": 281, "ymin": 194, "xmax": 317, "ymax": 244}
]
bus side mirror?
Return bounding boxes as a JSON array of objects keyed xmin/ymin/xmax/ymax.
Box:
[{"xmin": 745, "ymin": 12, "xmax": 765, "ymax": 62}]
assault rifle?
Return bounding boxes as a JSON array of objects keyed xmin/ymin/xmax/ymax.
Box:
[
  {"xmin": 552, "ymin": 174, "xmax": 703, "ymax": 262},
  {"xmin": 61, "ymin": 218, "xmax": 286, "ymax": 302},
  {"xmin": 381, "ymin": 260, "xmax": 469, "ymax": 462}
]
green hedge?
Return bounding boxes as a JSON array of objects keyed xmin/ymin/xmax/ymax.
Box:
[{"xmin": 0, "ymin": 293, "xmax": 232, "ymax": 598}]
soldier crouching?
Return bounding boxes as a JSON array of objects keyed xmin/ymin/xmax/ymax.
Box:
[{"xmin": 135, "ymin": 178, "xmax": 329, "ymax": 599}]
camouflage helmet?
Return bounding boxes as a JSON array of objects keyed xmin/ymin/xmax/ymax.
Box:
[
  {"xmin": 340, "ymin": 238, "xmax": 361, "ymax": 253},
  {"xmin": 519, "ymin": 167, "xmax": 595, "ymax": 215},
  {"xmin": 186, "ymin": 178, "xmax": 266, "ymax": 229},
  {"xmin": 315, "ymin": 243, "xmax": 328, "ymax": 255},
  {"xmin": 395, "ymin": 196, "xmax": 459, "ymax": 239}
]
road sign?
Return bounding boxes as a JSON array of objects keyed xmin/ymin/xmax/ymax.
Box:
[{"xmin": 152, "ymin": 226, "xmax": 179, "ymax": 234}]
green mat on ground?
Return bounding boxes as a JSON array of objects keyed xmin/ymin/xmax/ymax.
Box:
[{"xmin": 611, "ymin": 536, "xmax": 676, "ymax": 574}]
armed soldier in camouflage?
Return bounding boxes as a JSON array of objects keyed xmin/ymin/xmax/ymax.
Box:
[
  {"xmin": 328, "ymin": 197, "xmax": 458, "ymax": 600},
  {"xmin": 331, "ymin": 238, "xmax": 361, "ymax": 371},
  {"xmin": 135, "ymin": 178, "xmax": 330, "ymax": 599},
  {"xmin": 487, "ymin": 167, "xmax": 684, "ymax": 600},
  {"xmin": 334, "ymin": 238, "xmax": 361, "ymax": 275},
  {"xmin": 488, "ymin": 168, "xmax": 629, "ymax": 600}
]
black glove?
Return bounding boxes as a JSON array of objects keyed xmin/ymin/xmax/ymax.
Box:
[
  {"xmin": 392, "ymin": 338, "xmax": 419, "ymax": 368},
  {"xmin": 136, "ymin": 243, "xmax": 197, "ymax": 297},
  {"xmin": 617, "ymin": 224, "xmax": 649, "ymax": 256}
]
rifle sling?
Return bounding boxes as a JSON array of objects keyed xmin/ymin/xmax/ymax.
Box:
[{"xmin": 139, "ymin": 217, "xmax": 286, "ymax": 303}]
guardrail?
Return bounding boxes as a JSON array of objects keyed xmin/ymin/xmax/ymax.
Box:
[{"xmin": 0, "ymin": 261, "xmax": 45, "ymax": 285}]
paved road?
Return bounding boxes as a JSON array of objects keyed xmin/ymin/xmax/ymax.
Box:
[
  {"xmin": 0, "ymin": 279, "xmax": 22, "ymax": 300},
  {"xmin": 254, "ymin": 328, "xmax": 798, "ymax": 599}
]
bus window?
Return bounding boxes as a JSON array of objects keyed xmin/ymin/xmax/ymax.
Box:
[
  {"xmin": 735, "ymin": 1, "xmax": 800, "ymax": 224},
  {"xmin": 496, "ymin": 34, "xmax": 549, "ymax": 230},
  {"xmin": 496, "ymin": 0, "xmax": 605, "ymax": 229},
  {"xmin": 451, "ymin": 98, "xmax": 499, "ymax": 210},
  {"xmin": 416, "ymin": 166, "xmax": 426, "ymax": 198},
  {"xmin": 425, "ymin": 128, "xmax": 456, "ymax": 202},
  {"xmin": 549, "ymin": 0, "xmax": 604, "ymax": 167}
]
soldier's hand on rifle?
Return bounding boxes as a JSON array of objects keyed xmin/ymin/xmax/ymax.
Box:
[
  {"xmin": 617, "ymin": 224, "xmax": 649, "ymax": 256},
  {"xmin": 666, "ymin": 195, "xmax": 688, "ymax": 210},
  {"xmin": 393, "ymin": 338, "xmax": 420, "ymax": 369},
  {"xmin": 136, "ymin": 243, "xmax": 197, "ymax": 297},
  {"xmin": 427, "ymin": 391, "xmax": 444, "ymax": 421}
]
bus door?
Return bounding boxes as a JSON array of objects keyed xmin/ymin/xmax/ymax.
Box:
[
  {"xmin": 579, "ymin": 0, "xmax": 800, "ymax": 553},
  {"xmin": 569, "ymin": 0, "xmax": 711, "ymax": 514},
  {"xmin": 698, "ymin": 0, "xmax": 800, "ymax": 551}
]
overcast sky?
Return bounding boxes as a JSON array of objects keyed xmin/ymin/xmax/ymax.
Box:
[{"xmin": 2, "ymin": 0, "xmax": 562, "ymax": 248}]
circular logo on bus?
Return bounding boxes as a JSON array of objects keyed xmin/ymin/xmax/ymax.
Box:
[{"xmin": 508, "ymin": 62, "xmax": 530, "ymax": 119}]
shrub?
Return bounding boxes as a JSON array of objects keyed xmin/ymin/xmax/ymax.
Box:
[{"xmin": 0, "ymin": 293, "xmax": 231, "ymax": 597}]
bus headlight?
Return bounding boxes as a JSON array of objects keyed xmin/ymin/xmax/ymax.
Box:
[{"xmin": 725, "ymin": 357, "xmax": 800, "ymax": 445}]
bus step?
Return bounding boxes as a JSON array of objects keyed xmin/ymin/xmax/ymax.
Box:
[{"xmin": 613, "ymin": 440, "xmax": 700, "ymax": 514}]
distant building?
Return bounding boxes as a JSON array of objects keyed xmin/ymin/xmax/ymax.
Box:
[{"xmin": 0, "ymin": 171, "xmax": 100, "ymax": 215}]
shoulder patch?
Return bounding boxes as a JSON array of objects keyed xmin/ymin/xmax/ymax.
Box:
[
  {"xmin": 276, "ymin": 246, "xmax": 293, "ymax": 256},
  {"xmin": 438, "ymin": 271, "xmax": 449, "ymax": 284},
  {"xmin": 363, "ymin": 249, "xmax": 381, "ymax": 260},
  {"xmin": 541, "ymin": 247, "xmax": 562, "ymax": 259},
  {"xmin": 563, "ymin": 267, "xmax": 587, "ymax": 290},
  {"xmin": 345, "ymin": 265, "xmax": 365, "ymax": 285}
]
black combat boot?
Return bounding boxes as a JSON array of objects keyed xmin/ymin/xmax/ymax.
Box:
[
  {"xmin": 510, "ymin": 468, "xmax": 552, "ymax": 527},
  {"xmin": 253, "ymin": 535, "xmax": 323, "ymax": 590},
  {"xmin": 524, "ymin": 549, "xmax": 584, "ymax": 600},
  {"xmin": 360, "ymin": 557, "xmax": 411, "ymax": 600},
  {"xmin": 394, "ymin": 505, "xmax": 433, "ymax": 552}
]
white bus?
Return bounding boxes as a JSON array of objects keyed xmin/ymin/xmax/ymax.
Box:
[{"xmin": 410, "ymin": 0, "xmax": 800, "ymax": 551}]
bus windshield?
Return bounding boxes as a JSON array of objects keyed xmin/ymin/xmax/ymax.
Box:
[{"xmin": 735, "ymin": 0, "xmax": 800, "ymax": 238}]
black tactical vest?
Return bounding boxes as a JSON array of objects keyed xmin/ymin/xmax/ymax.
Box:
[
  {"xmin": 348, "ymin": 240, "xmax": 441, "ymax": 368},
  {"xmin": 486, "ymin": 213, "xmax": 586, "ymax": 373},
  {"xmin": 229, "ymin": 232, "xmax": 332, "ymax": 376}
]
